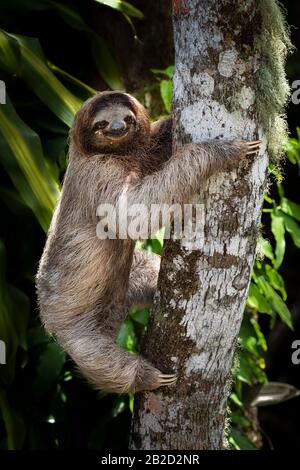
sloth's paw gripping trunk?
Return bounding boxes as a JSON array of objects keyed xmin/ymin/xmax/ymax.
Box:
[{"xmin": 59, "ymin": 327, "xmax": 177, "ymax": 393}]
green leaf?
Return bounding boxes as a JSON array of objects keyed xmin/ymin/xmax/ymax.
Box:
[
  {"xmin": 264, "ymin": 264, "xmax": 287, "ymax": 300},
  {"xmin": 236, "ymin": 353, "xmax": 254, "ymax": 385},
  {"xmin": 271, "ymin": 209, "xmax": 286, "ymax": 268},
  {"xmin": 0, "ymin": 30, "xmax": 21, "ymax": 74},
  {"xmin": 130, "ymin": 308, "xmax": 149, "ymax": 326},
  {"xmin": 281, "ymin": 198, "xmax": 300, "ymax": 223},
  {"xmin": 48, "ymin": 62, "xmax": 97, "ymax": 96},
  {"xmin": 286, "ymin": 136, "xmax": 300, "ymax": 169},
  {"xmin": 256, "ymin": 276, "xmax": 293, "ymax": 329},
  {"xmin": 250, "ymin": 318, "xmax": 267, "ymax": 352},
  {"xmin": 151, "ymin": 65, "xmax": 175, "ymax": 78},
  {"xmin": 112, "ymin": 395, "xmax": 127, "ymax": 417},
  {"xmin": 279, "ymin": 211, "xmax": 300, "ymax": 249},
  {"xmin": 258, "ymin": 237, "xmax": 274, "ymax": 261},
  {"xmin": 117, "ymin": 318, "xmax": 137, "ymax": 352},
  {"xmin": 230, "ymin": 412, "xmax": 251, "ymax": 428},
  {"xmin": 93, "ymin": 0, "xmax": 144, "ymax": 19},
  {"xmin": 160, "ymin": 80, "xmax": 172, "ymax": 113},
  {"xmin": 229, "ymin": 393, "xmax": 243, "ymax": 408},
  {"xmin": 247, "ymin": 283, "xmax": 272, "ymax": 315},
  {"xmin": 229, "ymin": 428, "xmax": 256, "ymax": 450},
  {"xmin": 0, "ymin": 29, "xmax": 82, "ymax": 126},
  {"xmin": 0, "ymin": 96, "xmax": 60, "ymax": 231}
]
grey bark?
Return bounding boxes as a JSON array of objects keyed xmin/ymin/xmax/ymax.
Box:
[{"xmin": 130, "ymin": 0, "xmax": 269, "ymax": 450}]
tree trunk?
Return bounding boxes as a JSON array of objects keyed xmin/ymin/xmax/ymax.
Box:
[{"xmin": 130, "ymin": 0, "xmax": 287, "ymax": 450}]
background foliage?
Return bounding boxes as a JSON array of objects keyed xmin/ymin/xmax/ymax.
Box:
[{"xmin": 0, "ymin": 0, "xmax": 300, "ymax": 450}]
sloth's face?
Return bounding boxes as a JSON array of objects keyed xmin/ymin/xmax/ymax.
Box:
[{"xmin": 91, "ymin": 104, "xmax": 137, "ymax": 149}]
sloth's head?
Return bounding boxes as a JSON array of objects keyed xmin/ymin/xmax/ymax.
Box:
[{"xmin": 71, "ymin": 91, "xmax": 151, "ymax": 155}]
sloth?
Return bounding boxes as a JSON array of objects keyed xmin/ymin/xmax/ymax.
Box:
[{"xmin": 36, "ymin": 91, "xmax": 261, "ymax": 393}]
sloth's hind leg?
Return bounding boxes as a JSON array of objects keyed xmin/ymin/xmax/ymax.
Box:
[
  {"xmin": 126, "ymin": 249, "xmax": 161, "ymax": 309},
  {"xmin": 59, "ymin": 320, "xmax": 176, "ymax": 394}
]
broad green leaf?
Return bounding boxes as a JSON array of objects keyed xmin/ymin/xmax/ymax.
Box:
[
  {"xmin": 49, "ymin": 62, "xmax": 97, "ymax": 96},
  {"xmin": 238, "ymin": 350, "xmax": 267, "ymax": 385},
  {"xmin": 256, "ymin": 276, "xmax": 293, "ymax": 329},
  {"xmin": 257, "ymin": 237, "xmax": 274, "ymax": 261},
  {"xmin": 117, "ymin": 318, "xmax": 137, "ymax": 352},
  {"xmin": 0, "ymin": 97, "xmax": 60, "ymax": 231},
  {"xmin": 237, "ymin": 353, "xmax": 253, "ymax": 385},
  {"xmin": 93, "ymin": 0, "xmax": 144, "ymax": 19},
  {"xmin": 264, "ymin": 264, "xmax": 287, "ymax": 300},
  {"xmin": 271, "ymin": 209, "xmax": 285, "ymax": 268},
  {"xmin": 130, "ymin": 308, "xmax": 149, "ymax": 326},
  {"xmin": 229, "ymin": 428, "xmax": 257, "ymax": 450},
  {"xmin": 281, "ymin": 198, "xmax": 300, "ymax": 223},
  {"xmin": 230, "ymin": 412, "xmax": 251, "ymax": 428},
  {"xmin": 0, "ymin": 29, "xmax": 82, "ymax": 126},
  {"xmin": 286, "ymin": 136, "xmax": 300, "ymax": 169},
  {"xmin": 243, "ymin": 336, "xmax": 260, "ymax": 356},
  {"xmin": 0, "ymin": 30, "xmax": 20, "ymax": 74},
  {"xmin": 280, "ymin": 211, "xmax": 300, "ymax": 248},
  {"xmin": 247, "ymin": 283, "xmax": 272, "ymax": 315},
  {"xmin": 160, "ymin": 80, "xmax": 172, "ymax": 113},
  {"xmin": 230, "ymin": 393, "xmax": 243, "ymax": 408}
]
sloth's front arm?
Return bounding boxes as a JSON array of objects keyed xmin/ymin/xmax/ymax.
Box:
[{"xmin": 126, "ymin": 139, "xmax": 260, "ymax": 206}]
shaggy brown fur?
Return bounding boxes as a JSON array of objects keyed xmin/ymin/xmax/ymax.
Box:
[{"xmin": 36, "ymin": 91, "xmax": 260, "ymax": 393}]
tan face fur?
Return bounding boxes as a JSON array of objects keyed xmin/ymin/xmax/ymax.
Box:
[
  {"xmin": 92, "ymin": 105, "xmax": 137, "ymax": 149},
  {"xmin": 71, "ymin": 91, "xmax": 151, "ymax": 156}
]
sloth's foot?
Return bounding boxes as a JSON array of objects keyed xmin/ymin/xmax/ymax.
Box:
[{"xmin": 133, "ymin": 358, "xmax": 177, "ymax": 392}]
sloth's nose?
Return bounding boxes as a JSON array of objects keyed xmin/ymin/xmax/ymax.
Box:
[{"xmin": 109, "ymin": 120, "xmax": 126, "ymax": 133}]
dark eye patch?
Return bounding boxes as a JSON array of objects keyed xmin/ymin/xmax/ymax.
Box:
[
  {"xmin": 94, "ymin": 120, "xmax": 109, "ymax": 131},
  {"xmin": 124, "ymin": 115, "xmax": 136, "ymax": 125}
]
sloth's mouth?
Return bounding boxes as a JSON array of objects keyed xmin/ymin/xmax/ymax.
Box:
[{"xmin": 103, "ymin": 128, "xmax": 129, "ymax": 139}]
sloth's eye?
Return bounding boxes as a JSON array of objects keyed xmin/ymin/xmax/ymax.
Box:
[
  {"xmin": 124, "ymin": 115, "xmax": 135, "ymax": 125},
  {"xmin": 94, "ymin": 120, "xmax": 108, "ymax": 131}
]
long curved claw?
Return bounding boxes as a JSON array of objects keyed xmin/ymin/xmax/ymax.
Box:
[
  {"xmin": 248, "ymin": 140, "xmax": 262, "ymax": 145},
  {"xmin": 246, "ymin": 140, "xmax": 262, "ymax": 156},
  {"xmin": 158, "ymin": 373, "xmax": 177, "ymax": 387}
]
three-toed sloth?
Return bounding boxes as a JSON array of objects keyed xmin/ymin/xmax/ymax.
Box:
[{"xmin": 36, "ymin": 91, "xmax": 260, "ymax": 393}]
